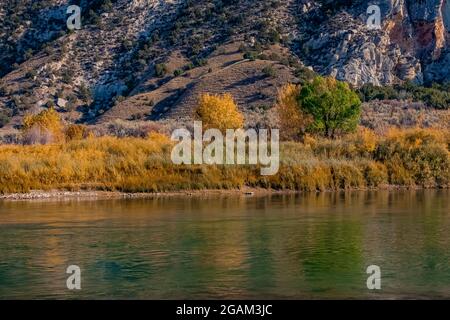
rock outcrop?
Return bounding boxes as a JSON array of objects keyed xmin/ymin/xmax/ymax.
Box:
[{"xmin": 298, "ymin": 0, "xmax": 450, "ymax": 86}]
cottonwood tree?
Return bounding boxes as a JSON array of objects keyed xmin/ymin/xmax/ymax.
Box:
[
  {"xmin": 276, "ymin": 83, "xmax": 313, "ymax": 141},
  {"xmin": 195, "ymin": 93, "xmax": 244, "ymax": 133},
  {"xmin": 298, "ymin": 76, "xmax": 361, "ymax": 138}
]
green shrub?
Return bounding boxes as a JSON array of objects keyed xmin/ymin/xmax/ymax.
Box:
[
  {"xmin": 262, "ymin": 65, "xmax": 276, "ymax": 78},
  {"xmin": 358, "ymin": 82, "xmax": 450, "ymax": 110},
  {"xmin": 155, "ymin": 63, "xmax": 168, "ymax": 77},
  {"xmin": 0, "ymin": 110, "xmax": 11, "ymax": 128}
]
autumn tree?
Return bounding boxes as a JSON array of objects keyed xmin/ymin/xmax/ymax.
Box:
[
  {"xmin": 276, "ymin": 83, "xmax": 312, "ymax": 141},
  {"xmin": 195, "ymin": 93, "xmax": 244, "ymax": 132},
  {"xmin": 22, "ymin": 108, "xmax": 64, "ymax": 144},
  {"xmin": 298, "ymin": 76, "xmax": 361, "ymax": 138}
]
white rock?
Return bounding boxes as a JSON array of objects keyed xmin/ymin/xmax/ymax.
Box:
[{"xmin": 57, "ymin": 98, "xmax": 68, "ymax": 108}]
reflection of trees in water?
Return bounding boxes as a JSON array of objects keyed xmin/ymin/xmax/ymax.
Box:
[{"xmin": 0, "ymin": 190, "xmax": 449, "ymax": 298}]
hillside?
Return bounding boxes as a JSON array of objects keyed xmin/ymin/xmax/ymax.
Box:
[{"xmin": 0, "ymin": 0, "xmax": 449, "ymax": 137}]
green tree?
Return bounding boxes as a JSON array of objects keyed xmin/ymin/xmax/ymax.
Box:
[{"xmin": 298, "ymin": 76, "xmax": 361, "ymax": 138}]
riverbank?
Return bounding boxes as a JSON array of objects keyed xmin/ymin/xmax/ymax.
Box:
[
  {"xmin": 0, "ymin": 188, "xmax": 289, "ymax": 201},
  {"xmin": 0, "ymin": 127, "xmax": 448, "ymax": 195},
  {"xmin": 0, "ymin": 184, "xmax": 442, "ymax": 201}
]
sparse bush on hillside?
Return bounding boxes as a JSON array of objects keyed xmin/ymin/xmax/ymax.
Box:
[
  {"xmin": 155, "ymin": 63, "xmax": 168, "ymax": 77},
  {"xmin": 25, "ymin": 70, "xmax": 37, "ymax": 79},
  {"xmin": 0, "ymin": 110, "xmax": 12, "ymax": 128},
  {"xmin": 60, "ymin": 68, "xmax": 74, "ymax": 84},
  {"xmin": 0, "ymin": 85, "xmax": 8, "ymax": 97},
  {"xmin": 195, "ymin": 93, "xmax": 244, "ymax": 132},
  {"xmin": 262, "ymin": 65, "xmax": 276, "ymax": 78},
  {"xmin": 358, "ymin": 82, "xmax": 450, "ymax": 110},
  {"xmin": 0, "ymin": 133, "xmax": 20, "ymax": 145},
  {"xmin": 173, "ymin": 69, "xmax": 184, "ymax": 77},
  {"xmin": 113, "ymin": 95, "xmax": 126, "ymax": 106},
  {"xmin": 78, "ymin": 83, "xmax": 92, "ymax": 104},
  {"xmin": 294, "ymin": 67, "xmax": 318, "ymax": 85},
  {"xmin": 260, "ymin": 28, "xmax": 281, "ymax": 44}
]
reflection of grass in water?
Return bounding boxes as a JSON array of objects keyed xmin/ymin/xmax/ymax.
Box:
[
  {"xmin": 0, "ymin": 128, "xmax": 448, "ymax": 194},
  {"xmin": 0, "ymin": 191, "xmax": 449, "ymax": 298}
]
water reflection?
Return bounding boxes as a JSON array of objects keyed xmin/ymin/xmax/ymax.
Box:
[{"xmin": 0, "ymin": 190, "xmax": 449, "ymax": 299}]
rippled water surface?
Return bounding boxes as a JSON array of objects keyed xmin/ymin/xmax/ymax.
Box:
[{"xmin": 0, "ymin": 190, "xmax": 449, "ymax": 299}]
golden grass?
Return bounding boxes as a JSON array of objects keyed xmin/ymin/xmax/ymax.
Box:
[{"xmin": 0, "ymin": 128, "xmax": 448, "ymax": 194}]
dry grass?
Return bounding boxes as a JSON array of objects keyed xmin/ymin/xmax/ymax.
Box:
[{"xmin": 0, "ymin": 128, "xmax": 448, "ymax": 194}]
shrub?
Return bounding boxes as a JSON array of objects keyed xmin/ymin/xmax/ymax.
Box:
[
  {"xmin": 78, "ymin": 83, "xmax": 92, "ymax": 104},
  {"xmin": 173, "ymin": 69, "xmax": 183, "ymax": 77},
  {"xmin": 195, "ymin": 93, "xmax": 244, "ymax": 132},
  {"xmin": 376, "ymin": 128, "xmax": 450, "ymax": 187},
  {"xmin": 351, "ymin": 127, "xmax": 378, "ymax": 156},
  {"xmin": 0, "ymin": 110, "xmax": 12, "ymax": 128},
  {"xmin": 262, "ymin": 65, "xmax": 276, "ymax": 78},
  {"xmin": 294, "ymin": 66, "xmax": 318, "ymax": 85},
  {"xmin": 65, "ymin": 124, "xmax": 90, "ymax": 141},
  {"xmin": 243, "ymin": 51, "xmax": 258, "ymax": 61},
  {"xmin": 362, "ymin": 161, "xmax": 388, "ymax": 187},
  {"xmin": 0, "ymin": 84, "xmax": 8, "ymax": 96},
  {"xmin": 155, "ymin": 63, "xmax": 168, "ymax": 77},
  {"xmin": 358, "ymin": 82, "xmax": 450, "ymax": 110},
  {"xmin": 26, "ymin": 70, "xmax": 37, "ymax": 79}
]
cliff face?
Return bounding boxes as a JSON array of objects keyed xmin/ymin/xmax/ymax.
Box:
[
  {"xmin": 0, "ymin": 0, "xmax": 449, "ymax": 131},
  {"xmin": 298, "ymin": 0, "xmax": 450, "ymax": 86}
]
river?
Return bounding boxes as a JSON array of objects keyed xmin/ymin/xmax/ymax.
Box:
[{"xmin": 0, "ymin": 190, "xmax": 449, "ymax": 299}]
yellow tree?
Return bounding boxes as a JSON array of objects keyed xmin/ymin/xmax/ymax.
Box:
[
  {"xmin": 22, "ymin": 108, "xmax": 64, "ymax": 144},
  {"xmin": 195, "ymin": 93, "xmax": 244, "ymax": 132},
  {"xmin": 276, "ymin": 83, "xmax": 312, "ymax": 141}
]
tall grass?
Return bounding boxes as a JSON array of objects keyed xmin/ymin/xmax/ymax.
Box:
[{"xmin": 0, "ymin": 128, "xmax": 448, "ymax": 194}]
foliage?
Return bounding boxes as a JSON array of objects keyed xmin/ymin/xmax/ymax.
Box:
[
  {"xmin": 298, "ymin": 76, "xmax": 362, "ymax": 138},
  {"xmin": 262, "ymin": 65, "xmax": 276, "ymax": 78},
  {"xmin": 22, "ymin": 108, "xmax": 64, "ymax": 144},
  {"xmin": 155, "ymin": 63, "xmax": 168, "ymax": 77},
  {"xmin": 65, "ymin": 124, "xmax": 91, "ymax": 141},
  {"xmin": 195, "ymin": 93, "xmax": 244, "ymax": 132},
  {"xmin": 0, "ymin": 110, "xmax": 12, "ymax": 128},
  {"xmin": 78, "ymin": 83, "xmax": 92, "ymax": 104},
  {"xmin": 376, "ymin": 128, "xmax": 450, "ymax": 187},
  {"xmin": 275, "ymin": 84, "xmax": 312, "ymax": 141},
  {"xmin": 358, "ymin": 82, "xmax": 450, "ymax": 110}
]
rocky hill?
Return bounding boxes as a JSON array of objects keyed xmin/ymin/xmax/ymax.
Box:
[
  {"xmin": 0, "ymin": 0, "xmax": 449, "ymax": 135},
  {"xmin": 298, "ymin": 0, "xmax": 450, "ymax": 86}
]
